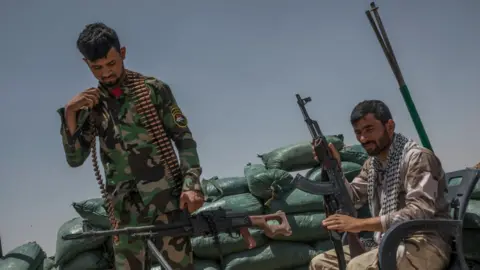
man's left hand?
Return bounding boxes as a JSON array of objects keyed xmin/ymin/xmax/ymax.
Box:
[
  {"xmin": 322, "ymin": 214, "xmax": 362, "ymax": 233},
  {"xmin": 180, "ymin": 191, "xmax": 205, "ymax": 213}
]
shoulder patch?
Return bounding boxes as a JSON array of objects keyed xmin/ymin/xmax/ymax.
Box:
[{"xmin": 171, "ymin": 105, "xmax": 188, "ymax": 128}]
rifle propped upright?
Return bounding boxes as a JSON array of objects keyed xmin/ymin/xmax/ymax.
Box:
[{"xmin": 292, "ymin": 94, "xmax": 365, "ymax": 270}]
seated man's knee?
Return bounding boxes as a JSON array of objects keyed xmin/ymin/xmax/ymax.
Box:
[
  {"xmin": 346, "ymin": 249, "xmax": 379, "ymax": 270},
  {"xmin": 309, "ymin": 253, "xmax": 338, "ymax": 270}
]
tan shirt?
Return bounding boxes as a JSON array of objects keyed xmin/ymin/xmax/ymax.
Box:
[{"xmin": 344, "ymin": 145, "xmax": 451, "ymax": 258}]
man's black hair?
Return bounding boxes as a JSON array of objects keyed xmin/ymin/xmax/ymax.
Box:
[
  {"xmin": 350, "ymin": 100, "xmax": 392, "ymax": 125},
  {"xmin": 77, "ymin": 22, "xmax": 121, "ymax": 61}
]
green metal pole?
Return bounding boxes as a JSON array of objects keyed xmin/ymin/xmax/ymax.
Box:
[{"xmin": 366, "ymin": 2, "xmax": 433, "ymax": 151}]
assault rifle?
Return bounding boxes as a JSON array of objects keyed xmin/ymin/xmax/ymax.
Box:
[
  {"xmin": 292, "ymin": 94, "xmax": 365, "ymax": 270},
  {"xmin": 63, "ymin": 209, "xmax": 292, "ymax": 270}
]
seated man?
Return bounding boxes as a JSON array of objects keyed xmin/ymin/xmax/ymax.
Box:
[{"xmin": 309, "ymin": 100, "xmax": 451, "ymax": 270}]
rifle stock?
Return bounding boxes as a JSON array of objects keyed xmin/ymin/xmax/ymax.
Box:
[{"xmin": 293, "ymin": 94, "xmax": 365, "ymax": 270}]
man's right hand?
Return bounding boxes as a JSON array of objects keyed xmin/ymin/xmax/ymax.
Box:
[
  {"xmin": 65, "ymin": 88, "xmax": 100, "ymax": 115},
  {"xmin": 64, "ymin": 88, "xmax": 100, "ymax": 136},
  {"xmin": 311, "ymin": 139, "xmax": 341, "ymax": 165}
]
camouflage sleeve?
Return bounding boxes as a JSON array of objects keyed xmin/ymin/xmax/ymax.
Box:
[
  {"xmin": 57, "ymin": 107, "xmax": 94, "ymax": 167},
  {"xmin": 380, "ymin": 150, "xmax": 441, "ymax": 231},
  {"xmin": 146, "ymin": 78, "xmax": 202, "ymax": 192},
  {"xmin": 344, "ymin": 160, "xmax": 369, "ymax": 209}
]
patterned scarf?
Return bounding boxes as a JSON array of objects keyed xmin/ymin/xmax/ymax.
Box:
[{"xmin": 366, "ymin": 133, "xmax": 416, "ymax": 245}]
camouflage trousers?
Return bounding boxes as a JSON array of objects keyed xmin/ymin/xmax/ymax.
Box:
[
  {"xmin": 309, "ymin": 236, "xmax": 449, "ymax": 270},
  {"xmin": 111, "ymin": 190, "xmax": 193, "ymax": 270}
]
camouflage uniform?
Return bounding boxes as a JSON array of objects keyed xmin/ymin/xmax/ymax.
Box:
[
  {"xmin": 57, "ymin": 69, "xmax": 201, "ymax": 270},
  {"xmin": 310, "ymin": 142, "xmax": 451, "ymax": 270}
]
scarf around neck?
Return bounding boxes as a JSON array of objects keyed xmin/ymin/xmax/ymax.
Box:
[{"xmin": 365, "ymin": 133, "xmax": 419, "ymax": 246}]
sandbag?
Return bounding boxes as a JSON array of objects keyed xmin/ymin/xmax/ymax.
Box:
[
  {"xmin": 42, "ymin": 257, "xmax": 55, "ymax": 270},
  {"xmin": 305, "ymin": 162, "xmax": 362, "ymax": 182},
  {"xmin": 58, "ymin": 250, "xmax": 110, "ymax": 270},
  {"xmin": 55, "ymin": 217, "xmax": 108, "ymax": 266},
  {"xmin": 266, "ymin": 212, "xmax": 328, "ymax": 242},
  {"xmin": 193, "ymin": 259, "xmax": 221, "ymax": 270},
  {"xmin": 311, "ymin": 240, "xmax": 333, "ymax": 255},
  {"xmin": 266, "ymin": 188, "xmax": 324, "ymax": 214},
  {"xmin": 151, "ymin": 259, "xmax": 220, "ymax": 270},
  {"xmin": 247, "ymin": 168, "xmax": 293, "ymax": 200},
  {"xmin": 244, "ymin": 163, "xmax": 268, "ymax": 183},
  {"xmin": 257, "ymin": 135, "xmax": 345, "ymax": 172},
  {"xmin": 339, "ymin": 144, "xmax": 368, "ymax": 165},
  {"xmin": 0, "ymin": 242, "xmax": 46, "ymax": 270},
  {"xmin": 224, "ymin": 241, "xmax": 316, "ymax": 270},
  {"xmin": 72, "ymin": 198, "xmax": 110, "ymax": 229},
  {"xmin": 194, "ymin": 193, "xmax": 263, "ymax": 215},
  {"xmin": 201, "ymin": 176, "xmax": 249, "ymax": 201},
  {"xmin": 191, "ymin": 229, "xmax": 268, "ymax": 259}
]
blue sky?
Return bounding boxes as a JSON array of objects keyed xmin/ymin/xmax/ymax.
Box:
[{"xmin": 1, "ymin": 0, "xmax": 479, "ymax": 256}]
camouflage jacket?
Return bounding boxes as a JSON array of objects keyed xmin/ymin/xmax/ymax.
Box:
[
  {"xmin": 57, "ymin": 70, "xmax": 202, "ymax": 212},
  {"xmin": 345, "ymin": 145, "xmax": 451, "ymax": 259}
]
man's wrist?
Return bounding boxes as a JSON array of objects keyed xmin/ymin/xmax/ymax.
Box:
[
  {"xmin": 182, "ymin": 177, "xmax": 202, "ymax": 192},
  {"xmin": 64, "ymin": 104, "xmax": 77, "ymax": 119},
  {"xmin": 355, "ymin": 217, "xmax": 383, "ymax": 232}
]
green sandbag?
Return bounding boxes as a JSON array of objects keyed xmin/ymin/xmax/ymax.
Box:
[
  {"xmin": 58, "ymin": 250, "xmax": 110, "ymax": 270},
  {"xmin": 0, "ymin": 242, "xmax": 46, "ymax": 270},
  {"xmin": 305, "ymin": 162, "xmax": 362, "ymax": 182},
  {"xmin": 266, "ymin": 188, "xmax": 324, "ymax": 214},
  {"xmin": 311, "ymin": 240, "xmax": 333, "ymax": 255},
  {"xmin": 201, "ymin": 176, "xmax": 249, "ymax": 201},
  {"xmin": 257, "ymin": 135, "xmax": 345, "ymax": 172},
  {"xmin": 194, "ymin": 193, "xmax": 263, "ymax": 215},
  {"xmin": 72, "ymin": 198, "xmax": 110, "ymax": 229},
  {"xmin": 247, "ymin": 168, "xmax": 293, "ymax": 200},
  {"xmin": 224, "ymin": 241, "xmax": 316, "ymax": 270},
  {"xmin": 191, "ymin": 229, "xmax": 267, "ymax": 259},
  {"xmin": 267, "ymin": 212, "xmax": 328, "ymax": 242},
  {"xmin": 43, "ymin": 257, "xmax": 55, "ymax": 270},
  {"xmin": 339, "ymin": 144, "xmax": 369, "ymax": 165},
  {"xmin": 55, "ymin": 218, "xmax": 108, "ymax": 266},
  {"xmin": 151, "ymin": 259, "xmax": 220, "ymax": 270},
  {"xmin": 244, "ymin": 163, "xmax": 268, "ymax": 183},
  {"xmin": 342, "ymin": 162, "xmax": 362, "ymax": 182},
  {"xmin": 193, "ymin": 260, "xmax": 221, "ymax": 270}
]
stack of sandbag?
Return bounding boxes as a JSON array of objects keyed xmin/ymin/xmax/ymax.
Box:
[
  {"xmin": 0, "ymin": 241, "xmax": 47, "ymax": 270},
  {"xmin": 67, "ymin": 135, "xmax": 372, "ymax": 269},
  {"xmin": 50, "ymin": 217, "xmax": 113, "ymax": 269}
]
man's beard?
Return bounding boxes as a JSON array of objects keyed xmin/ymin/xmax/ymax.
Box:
[
  {"xmin": 362, "ymin": 130, "xmax": 392, "ymax": 156},
  {"xmin": 102, "ymin": 77, "xmax": 122, "ymax": 87},
  {"xmin": 101, "ymin": 66, "xmax": 125, "ymax": 87}
]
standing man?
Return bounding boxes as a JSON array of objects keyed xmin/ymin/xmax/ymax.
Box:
[
  {"xmin": 309, "ymin": 100, "xmax": 451, "ymax": 270},
  {"xmin": 57, "ymin": 22, "xmax": 203, "ymax": 270}
]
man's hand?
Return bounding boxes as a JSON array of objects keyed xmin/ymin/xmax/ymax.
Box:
[
  {"xmin": 312, "ymin": 140, "xmax": 341, "ymax": 165},
  {"xmin": 65, "ymin": 88, "xmax": 101, "ymax": 114},
  {"xmin": 180, "ymin": 191, "xmax": 204, "ymax": 213},
  {"xmin": 322, "ymin": 214, "xmax": 362, "ymax": 233},
  {"xmin": 64, "ymin": 88, "xmax": 100, "ymax": 136}
]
